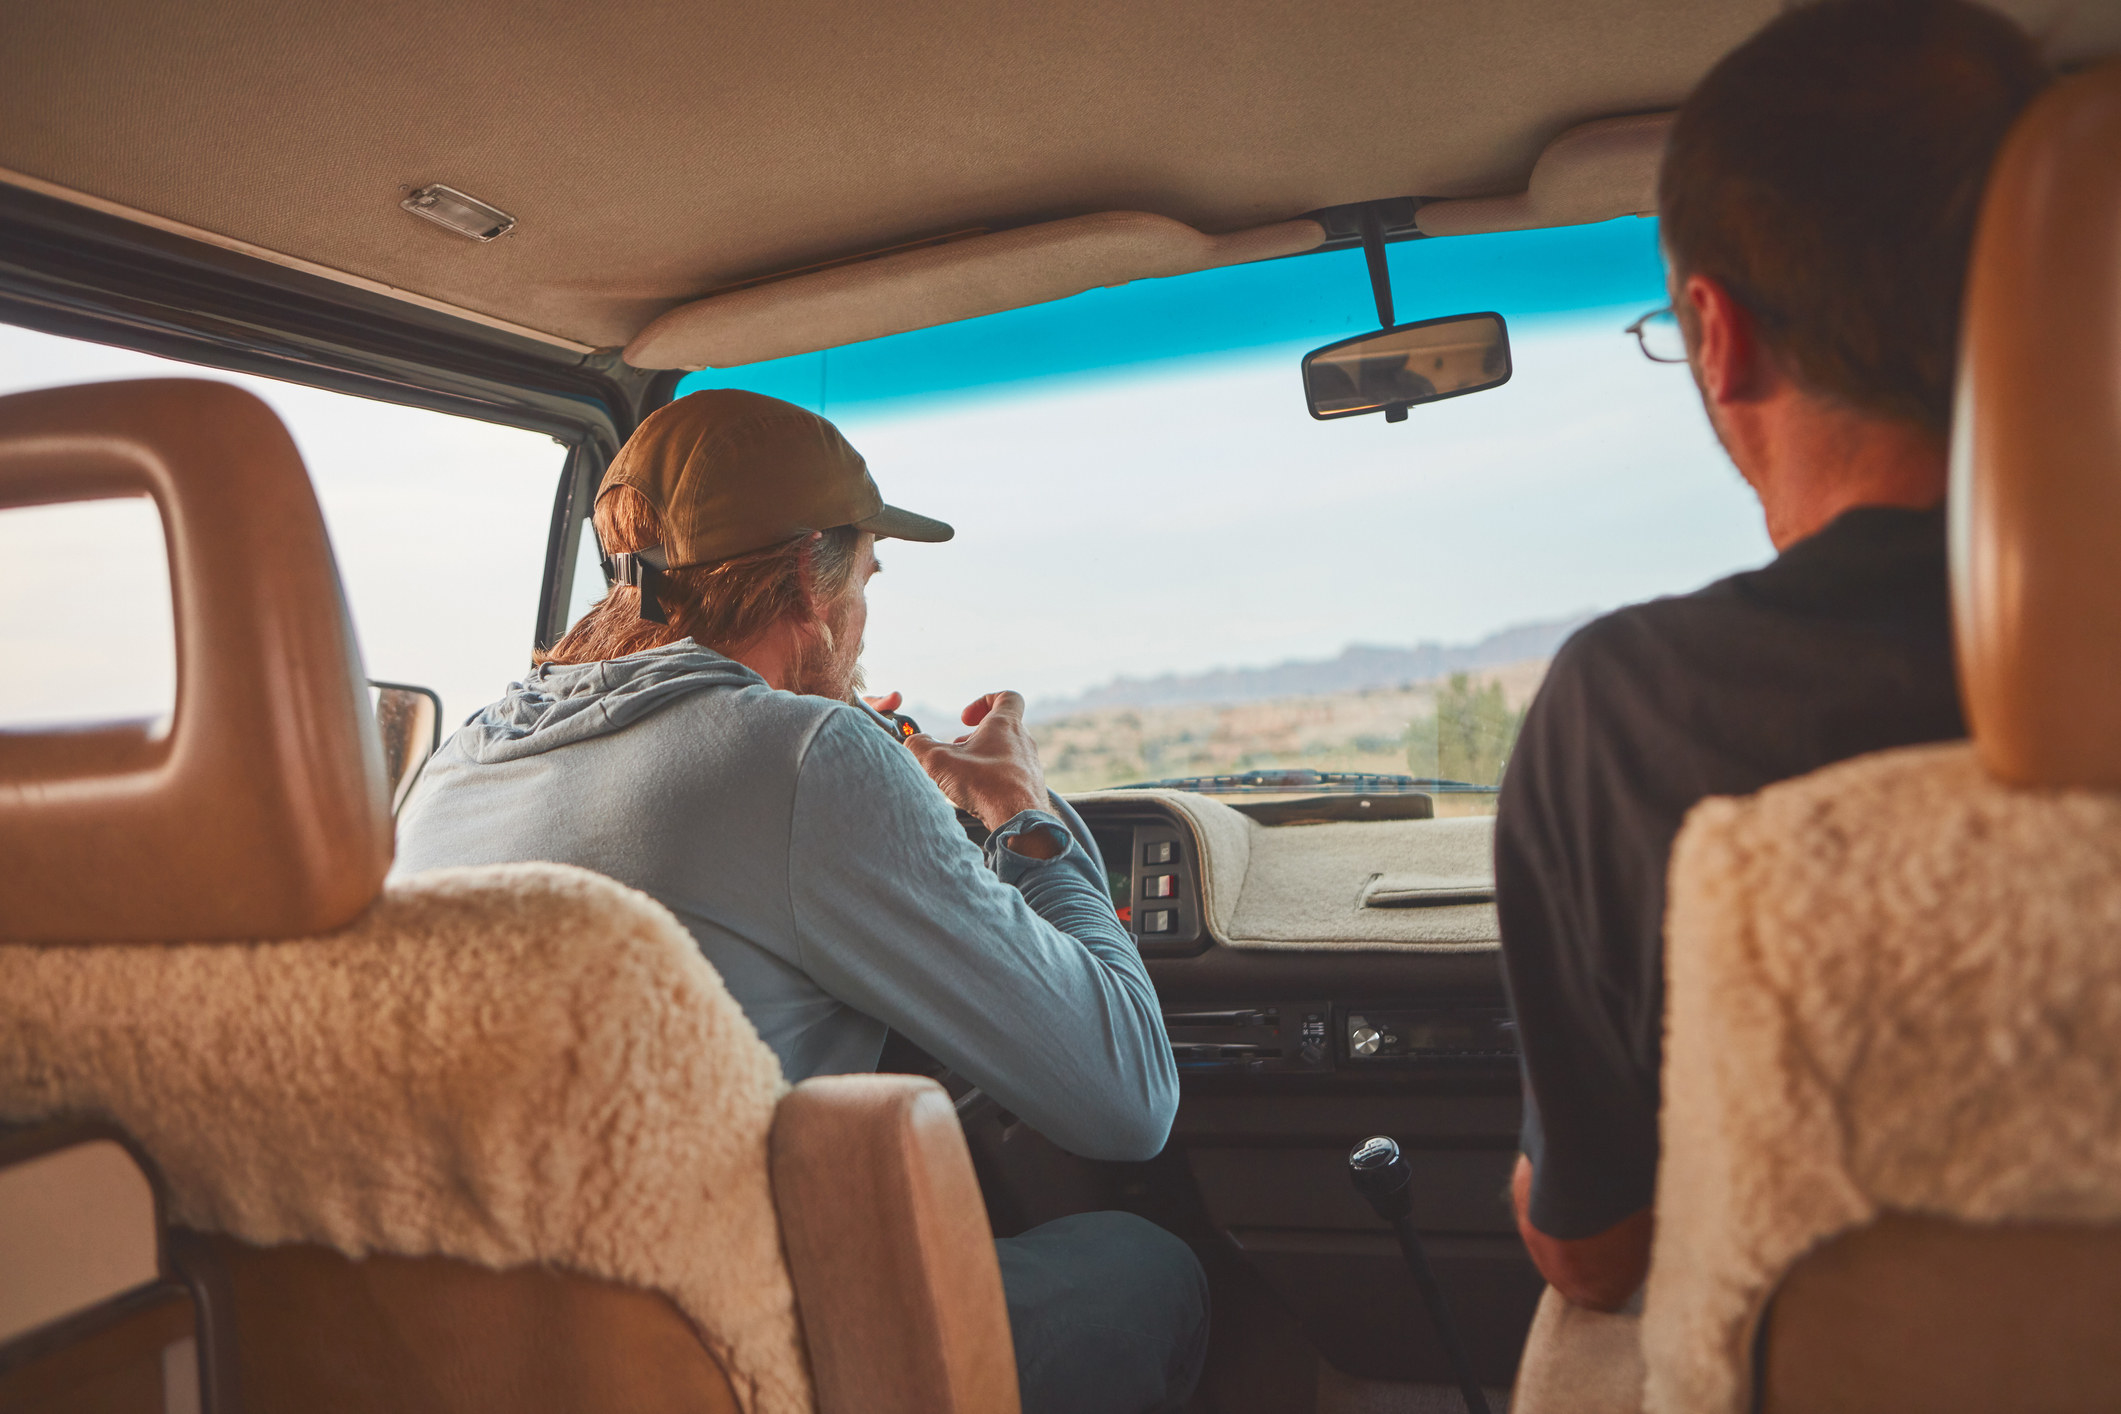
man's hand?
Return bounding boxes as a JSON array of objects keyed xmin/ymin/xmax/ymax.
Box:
[
  {"xmin": 1511, "ymin": 1154, "xmax": 1652, "ymax": 1310},
  {"xmin": 906, "ymin": 692, "xmax": 1057, "ymax": 847},
  {"xmin": 860, "ymin": 690, "xmax": 903, "ymax": 715}
]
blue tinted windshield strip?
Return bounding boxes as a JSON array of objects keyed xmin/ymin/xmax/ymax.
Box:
[{"xmin": 676, "ymin": 216, "xmax": 1666, "ymax": 415}]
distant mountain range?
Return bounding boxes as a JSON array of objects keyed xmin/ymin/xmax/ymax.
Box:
[{"xmin": 1030, "ymin": 612, "xmax": 1598, "ymax": 719}]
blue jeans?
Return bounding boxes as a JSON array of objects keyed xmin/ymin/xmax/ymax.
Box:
[{"xmin": 995, "ymin": 1211, "xmax": 1210, "ymax": 1414}]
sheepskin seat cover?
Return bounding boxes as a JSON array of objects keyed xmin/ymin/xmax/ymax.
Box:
[
  {"xmin": 0, "ymin": 863, "xmax": 809, "ymax": 1414},
  {"xmin": 1645, "ymin": 742, "xmax": 2121, "ymax": 1414}
]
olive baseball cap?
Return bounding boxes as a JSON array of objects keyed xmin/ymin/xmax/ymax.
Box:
[{"xmin": 598, "ymin": 388, "xmax": 953, "ymax": 566}]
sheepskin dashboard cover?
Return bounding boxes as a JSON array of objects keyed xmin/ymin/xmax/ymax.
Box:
[
  {"xmin": 1646, "ymin": 742, "xmax": 2121, "ymax": 1414},
  {"xmin": 0, "ymin": 863, "xmax": 809, "ymax": 1414},
  {"xmin": 1071, "ymin": 788, "xmax": 1500, "ymax": 951}
]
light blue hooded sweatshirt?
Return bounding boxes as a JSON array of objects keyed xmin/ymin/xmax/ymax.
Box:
[{"xmin": 393, "ymin": 641, "xmax": 1177, "ymax": 1162}]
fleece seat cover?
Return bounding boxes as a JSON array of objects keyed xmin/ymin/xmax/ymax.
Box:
[
  {"xmin": 1512, "ymin": 1286, "xmax": 1644, "ymax": 1414},
  {"xmin": 1645, "ymin": 742, "xmax": 2121, "ymax": 1414},
  {"xmin": 0, "ymin": 863, "xmax": 808, "ymax": 1414}
]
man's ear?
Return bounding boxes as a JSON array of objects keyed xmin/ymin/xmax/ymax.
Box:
[{"xmin": 1682, "ymin": 272, "xmax": 1767, "ymax": 407}]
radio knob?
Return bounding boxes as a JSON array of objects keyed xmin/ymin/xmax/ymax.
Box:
[{"xmin": 1351, "ymin": 1025, "xmax": 1382, "ymax": 1057}]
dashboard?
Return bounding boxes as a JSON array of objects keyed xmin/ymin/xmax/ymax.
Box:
[
  {"xmin": 930, "ymin": 787, "xmax": 1539, "ymax": 1387},
  {"xmin": 1074, "ymin": 790, "xmax": 1518, "ymax": 1081},
  {"xmin": 1057, "ymin": 788, "xmax": 1540, "ymax": 1389}
]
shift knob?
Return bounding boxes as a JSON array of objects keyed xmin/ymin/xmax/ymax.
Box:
[
  {"xmin": 1348, "ymin": 1134, "xmax": 1415, "ymax": 1221},
  {"xmin": 1347, "ymin": 1135, "xmax": 1492, "ymax": 1414}
]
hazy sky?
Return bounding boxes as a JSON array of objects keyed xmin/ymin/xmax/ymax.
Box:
[
  {"xmin": 836, "ymin": 314, "xmax": 1771, "ymax": 720},
  {"xmin": 0, "ymin": 308, "xmax": 1771, "ymax": 732}
]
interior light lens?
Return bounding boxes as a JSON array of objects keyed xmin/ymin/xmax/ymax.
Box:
[{"xmin": 400, "ymin": 184, "xmax": 515, "ymax": 242}]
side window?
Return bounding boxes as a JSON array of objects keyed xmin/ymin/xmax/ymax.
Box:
[
  {"xmin": 0, "ymin": 495, "xmax": 173, "ymax": 729},
  {"xmin": 0, "ymin": 326, "xmax": 568, "ymax": 729},
  {"xmin": 566, "ymin": 512, "xmax": 608, "ymax": 630}
]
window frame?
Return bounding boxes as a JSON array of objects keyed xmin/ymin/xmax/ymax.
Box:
[{"xmin": 0, "ymin": 181, "xmax": 681, "ymax": 651}]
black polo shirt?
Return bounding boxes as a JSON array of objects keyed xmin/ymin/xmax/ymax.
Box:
[{"xmin": 1496, "ymin": 505, "xmax": 1965, "ymax": 1240}]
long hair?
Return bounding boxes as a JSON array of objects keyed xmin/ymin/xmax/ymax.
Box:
[{"xmin": 537, "ymin": 485, "xmax": 864, "ymax": 667}]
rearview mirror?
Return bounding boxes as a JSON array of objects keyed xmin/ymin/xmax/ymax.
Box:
[{"xmin": 1302, "ymin": 312, "xmax": 1512, "ymax": 423}]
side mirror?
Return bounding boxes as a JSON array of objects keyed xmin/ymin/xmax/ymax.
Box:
[
  {"xmin": 369, "ymin": 680, "xmax": 442, "ymax": 815},
  {"xmin": 1302, "ymin": 312, "xmax": 1512, "ymax": 423}
]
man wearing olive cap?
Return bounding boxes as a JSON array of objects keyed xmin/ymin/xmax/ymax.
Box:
[{"xmin": 396, "ymin": 389, "xmax": 1206, "ymax": 1414}]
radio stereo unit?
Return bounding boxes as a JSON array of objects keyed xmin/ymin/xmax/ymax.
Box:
[{"xmin": 1343, "ymin": 1007, "xmax": 1517, "ymax": 1066}]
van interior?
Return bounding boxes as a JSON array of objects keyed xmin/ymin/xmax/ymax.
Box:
[{"xmin": 3, "ymin": 4, "xmax": 2120, "ymax": 1412}]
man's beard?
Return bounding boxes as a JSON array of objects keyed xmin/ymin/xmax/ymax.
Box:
[{"xmin": 786, "ymin": 615, "xmax": 865, "ymax": 702}]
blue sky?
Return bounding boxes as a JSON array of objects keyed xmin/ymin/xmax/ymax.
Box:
[{"xmin": 680, "ymin": 216, "xmax": 1670, "ymax": 414}]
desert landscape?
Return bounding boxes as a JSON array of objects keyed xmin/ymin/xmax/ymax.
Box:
[{"xmin": 1027, "ymin": 618, "xmax": 1582, "ymax": 797}]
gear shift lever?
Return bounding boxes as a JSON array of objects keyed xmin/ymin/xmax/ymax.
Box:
[{"xmin": 1348, "ymin": 1135, "xmax": 1492, "ymax": 1414}]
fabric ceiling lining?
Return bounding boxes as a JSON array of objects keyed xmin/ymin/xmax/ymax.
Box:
[
  {"xmin": 622, "ymin": 211, "xmax": 1328, "ymax": 370},
  {"xmin": 3, "ymin": 0, "xmax": 2115, "ymax": 352}
]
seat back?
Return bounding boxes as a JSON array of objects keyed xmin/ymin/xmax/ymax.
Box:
[
  {"xmin": 1759, "ymin": 1215, "xmax": 2121, "ymax": 1414},
  {"xmin": 0, "ymin": 1121, "xmax": 227, "ymax": 1414},
  {"xmin": 0, "ymin": 379, "xmax": 391, "ymax": 944},
  {"xmin": 0, "ymin": 377, "xmax": 1019, "ymax": 1414},
  {"xmin": 1754, "ymin": 58, "xmax": 2121, "ymax": 1414},
  {"xmin": 1949, "ymin": 58, "xmax": 2121, "ymax": 790},
  {"xmin": 203, "ymin": 1235, "xmax": 741, "ymax": 1414},
  {"xmin": 1643, "ymin": 60, "xmax": 2121, "ymax": 1414},
  {"xmin": 773, "ymin": 1076, "xmax": 1020, "ymax": 1414}
]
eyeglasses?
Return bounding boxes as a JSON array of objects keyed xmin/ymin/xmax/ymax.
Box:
[{"xmin": 1625, "ymin": 305, "xmax": 1687, "ymax": 364}]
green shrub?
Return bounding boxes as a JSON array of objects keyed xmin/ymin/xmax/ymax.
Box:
[{"xmin": 1405, "ymin": 673, "xmax": 1524, "ymax": 786}]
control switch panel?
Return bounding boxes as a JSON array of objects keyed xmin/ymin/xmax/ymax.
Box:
[{"xmin": 1086, "ymin": 816, "xmax": 1206, "ymax": 956}]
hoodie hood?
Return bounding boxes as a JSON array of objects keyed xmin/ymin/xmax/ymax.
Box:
[{"xmin": 454, "ymin": 641, "xmax": 763, "ymax": 764}]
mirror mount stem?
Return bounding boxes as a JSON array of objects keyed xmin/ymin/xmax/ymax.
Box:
[{"xmin": 1358, "ymin": 204, "xmax": 1395, "ymax": 329}]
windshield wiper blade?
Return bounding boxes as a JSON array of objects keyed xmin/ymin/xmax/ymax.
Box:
[{"xmin": 1109, "ymin": 769, "xmax": 1494, "ymax": 794}]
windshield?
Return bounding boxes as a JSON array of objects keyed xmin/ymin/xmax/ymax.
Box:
[{"xmin": 683, "ymin": 219, "xmax": 1771, "ymax": 802}]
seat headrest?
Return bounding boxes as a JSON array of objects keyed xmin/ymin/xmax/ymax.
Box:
[
  {"xmin": 0, "ymin": 379, "xmax": 392, "ymax": 942},
  {"xmin": 1953, "ymin": 60, "xmax": 2121, "ymax": 789}
]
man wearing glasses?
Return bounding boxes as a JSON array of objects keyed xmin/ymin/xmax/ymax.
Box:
[{"xmin": 1496, "ymin": 0, "xmax": 2047, "ymax": 1310}]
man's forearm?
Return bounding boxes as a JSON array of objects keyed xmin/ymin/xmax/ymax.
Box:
[
  {"xmin": 982, "ymin": 808, "xmax": 1177, "ymax": 1158},
  {"xmin": 985, "ymin": 809, "xmax": 1137, "ymax": 968},
  {"xmin": 1511, "ymin": 1153, "xmax": 1652, "ymax": 1310}
]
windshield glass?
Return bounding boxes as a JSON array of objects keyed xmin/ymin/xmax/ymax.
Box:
[{"xmin": 682, "ymin": 219, "xmax": 1771, "ymax": 802}]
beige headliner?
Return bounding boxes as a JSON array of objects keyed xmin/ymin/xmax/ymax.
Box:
[{"xmin": 3, "ymin": 0, "xmax": 2114, "ymax": 354}]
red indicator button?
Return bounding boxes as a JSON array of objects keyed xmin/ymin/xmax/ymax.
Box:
[{"xmin": 1144, "ymin": 875, "xmax": 1176, "ymax": 899}]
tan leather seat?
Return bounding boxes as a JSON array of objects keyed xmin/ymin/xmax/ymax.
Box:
[
  {"xmin": 204, "ymin": 1238, "xmax": 743, "ymax": 1414},
  {"xmin": 1641, "ymin": 59, "xmax": 2121, "ymax": 1414},
  {"xmin": 0, "ymin": 378, "xmax": 1019, "ymax": 1414},
  {"xmin": 1751, "ymin": 57, "xmax": 2121, "ymax": 1414},
  {"xmin": 0, "ymin": 1121, "xmax": 228, "ymax": 1414}
]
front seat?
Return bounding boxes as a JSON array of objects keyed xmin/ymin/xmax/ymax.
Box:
[
  {"xmin": 0, "ymin": 377, "xmax": 1018, "ymax": 1414},
  {"xmin": 1642, "ymin": 59, "xmax": 2121, "ymax": 1414}
]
